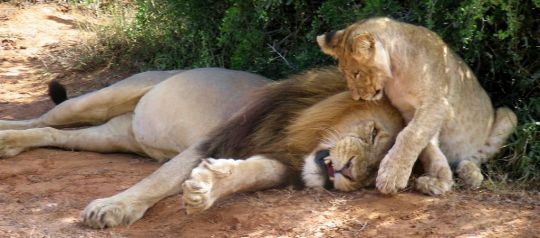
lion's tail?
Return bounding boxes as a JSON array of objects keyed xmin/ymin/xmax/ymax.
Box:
[
  {"xmin": 474, "ymin": 107, "xmax": 518, "ymax": 163},
  {"xmin": 48, "ymin": 80, "xmax": 68, "ymax": 105}
]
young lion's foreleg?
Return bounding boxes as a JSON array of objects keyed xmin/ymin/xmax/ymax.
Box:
[
  {"xmin": 0, "ymin": 113, "xmax": 142, "ymax": 158},
  {"xmin": 182, "ymin": 156, "xmax": 289, "ymax": 214},
  {"xmin": 376, "ymin": 99, "xmax": 450, "ymax": 194},
  {"xmin": 82, "ymin": 144, "xmax": 203, "ymax": 229}
]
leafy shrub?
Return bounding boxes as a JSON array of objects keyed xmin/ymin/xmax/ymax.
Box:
[{"xmin": 90, "ymin": 0, "xmax": 539, "ymax": 186}]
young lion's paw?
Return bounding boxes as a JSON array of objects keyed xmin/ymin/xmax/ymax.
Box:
[
  {"xmin": 376, "ymin": 154, "xmax": 411, "ymax": 194},
  {"xmin": 82, "ymin": 196, "xmax": 148, "ymax": 229},
  {"xmin": 0, "ymin": 131, "xmax": 26, "ymax": 158},
  {"xmin": 182, "ymin": 159, "xmax": 236, "ymax": 214},
  {"xmin": 456, "ymin": 160, "xmax": 483, "ymax": 189},
  {"xmin": 415, "ymin": 176, "xmax": 453, "ymax": 196}
]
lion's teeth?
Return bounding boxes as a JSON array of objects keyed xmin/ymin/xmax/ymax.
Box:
[
  {"xmin": 324, "ymin": 159, "xmax": 331, "ymax": 165},
  {"xmin": 329, "ymin": 176, "xmax": 334, "ymax": 181}
]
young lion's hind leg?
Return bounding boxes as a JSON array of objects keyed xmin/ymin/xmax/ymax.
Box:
[
  {"xmin": 415, "ymin": 141, "xmax": 454, "ymax": 195},
  {"xmin": 456, "ymin": 107, "xmax": 517, "ymax": 188},
  {"xmin": 182, "ymin": 156, "xmax": 288, "ymax": 214},
  {"xmin": 455, "ymin": 160, "xmax": 483, "ymax": 188},
  {"xmin": 0, "ymin": 113, "xmax": 143, "ymax": 158}
]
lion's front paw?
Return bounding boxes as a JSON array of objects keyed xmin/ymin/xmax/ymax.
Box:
[
  {"xmin": 82, "ymin": 196, "xmax": 147, "ymax": 229},
  {"xmin": 415, "ymin": 175, "xmax": 453, "ymax": 196},
  {"xmin": 376, "ymin": 166, "xmax": 409, "ymax": 194},
  {"xmin": 0, "ymin": 131, "xmax": 26, "ymax": 158},
  {"xmin": 456, "ymin": 160, "xmax": 483, "ymax": 189},
  {"xmin": 376, "ymin": 154, "xmax": 411, "ymax": 194},
  {"xmin": 182, "ymin": 159, "xmax": 236, "ymax": 214}
]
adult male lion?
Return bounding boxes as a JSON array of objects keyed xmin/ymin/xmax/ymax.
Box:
[
  {"xmin": 0, "ymin": 68, "xmax": 405, "ymax": 228},
  {"xmin": 317, "ymin": 17, "xmax": 517, "ymax": 195}
]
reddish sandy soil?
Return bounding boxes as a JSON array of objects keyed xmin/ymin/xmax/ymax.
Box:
[{"xmin": 0, "ymin": 3, "xmax": 539, "ymax": 238}]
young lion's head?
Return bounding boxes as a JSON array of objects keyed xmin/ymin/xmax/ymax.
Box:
[{"xmin": 317, "ymin": 23, "xmax": 392, "ymax": 101}]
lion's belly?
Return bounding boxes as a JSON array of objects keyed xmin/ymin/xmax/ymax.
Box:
[
  {"xmin": 439, "ymin": 81, "xmax": 494, "ymax": 163},
  {"xmin": 131, "ymin": 68, "xmax": 269, "ymax": 161}
]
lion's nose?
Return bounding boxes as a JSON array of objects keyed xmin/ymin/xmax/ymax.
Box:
[{"xmin": 350, "ymin": 89, "xmax": 361, "ymax": 101}]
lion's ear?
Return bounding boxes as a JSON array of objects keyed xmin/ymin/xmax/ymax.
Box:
[
  {"xmin": 317, "ymin": 30, "xmax": 344, "ymax": 57},
  {"xmin": 352, "ymin": 32, "xmax": 375, "ymax": 59}
]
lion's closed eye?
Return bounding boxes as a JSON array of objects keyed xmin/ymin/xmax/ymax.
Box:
[{"xmin": 370, "ymin": 126, "xmax": 378, "ymax": 144}]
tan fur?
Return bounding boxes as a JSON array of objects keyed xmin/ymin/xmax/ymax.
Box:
[
  {"xmin": 0, "ymin": 68, "xmax": 271, "ymax": 228},
  {"xmin": 318, "ymin": 17, "xmax": 518, "ymax": 194}
]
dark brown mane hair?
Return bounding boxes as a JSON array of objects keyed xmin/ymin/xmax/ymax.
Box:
[{"xmin": 198, "ymin": 67, "xmax": 347, "ymax": 168}]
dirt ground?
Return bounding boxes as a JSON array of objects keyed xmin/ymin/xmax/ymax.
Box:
[{"xmin": 0, "ymin": 3, "xmax": 539, "ymax": 238}]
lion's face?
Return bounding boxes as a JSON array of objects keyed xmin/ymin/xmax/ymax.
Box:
[
  {"xmin": 337, "ymin": 55, "xmax": 386, "ymax": 101},
  {"xmin": 317, "ymin": 29, "xmax": 391, "ymax": 101},
  {"xmin": 308, "ymin": 120, "xmax": 394, "ymax": 192}
]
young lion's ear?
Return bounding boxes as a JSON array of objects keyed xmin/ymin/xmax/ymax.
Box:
[
  {"xmin": 317, "ymin": 30, "xmax": 344, "ymax": 57},
  {"xmin": 353, "ymin": 32, "xmax": 375, "ymax": 59}
]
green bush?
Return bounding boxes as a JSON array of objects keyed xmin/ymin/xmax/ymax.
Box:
[{"xmin": 92, "ymin": 0, "xmax": 539, "ymax": 187}]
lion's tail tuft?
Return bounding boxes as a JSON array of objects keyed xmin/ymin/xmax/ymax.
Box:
[{"xmin": 48, "ymin": 80, "xmax": 68, "ymax": 105}]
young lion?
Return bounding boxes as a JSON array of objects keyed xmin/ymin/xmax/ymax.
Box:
[{"xmin": 317, "ymin": 17, "xmax": 517, "ymax": 195}]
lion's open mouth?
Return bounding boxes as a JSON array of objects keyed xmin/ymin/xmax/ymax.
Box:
[
  {"xmin": 326, "ymin": 157, "xmax": 354, "ymax": 181},
  {"xmin": 314, "ymin": 149, "xmax": 333, "ymax": 189},
  {"xmin": 314, "ymin": 149, "xmax": 354, "ymax": 188}
]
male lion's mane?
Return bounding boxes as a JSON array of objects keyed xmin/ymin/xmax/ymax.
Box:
[{"xmin": 198, "ymin": 68, "xmax": 352, "ymax": 174}]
